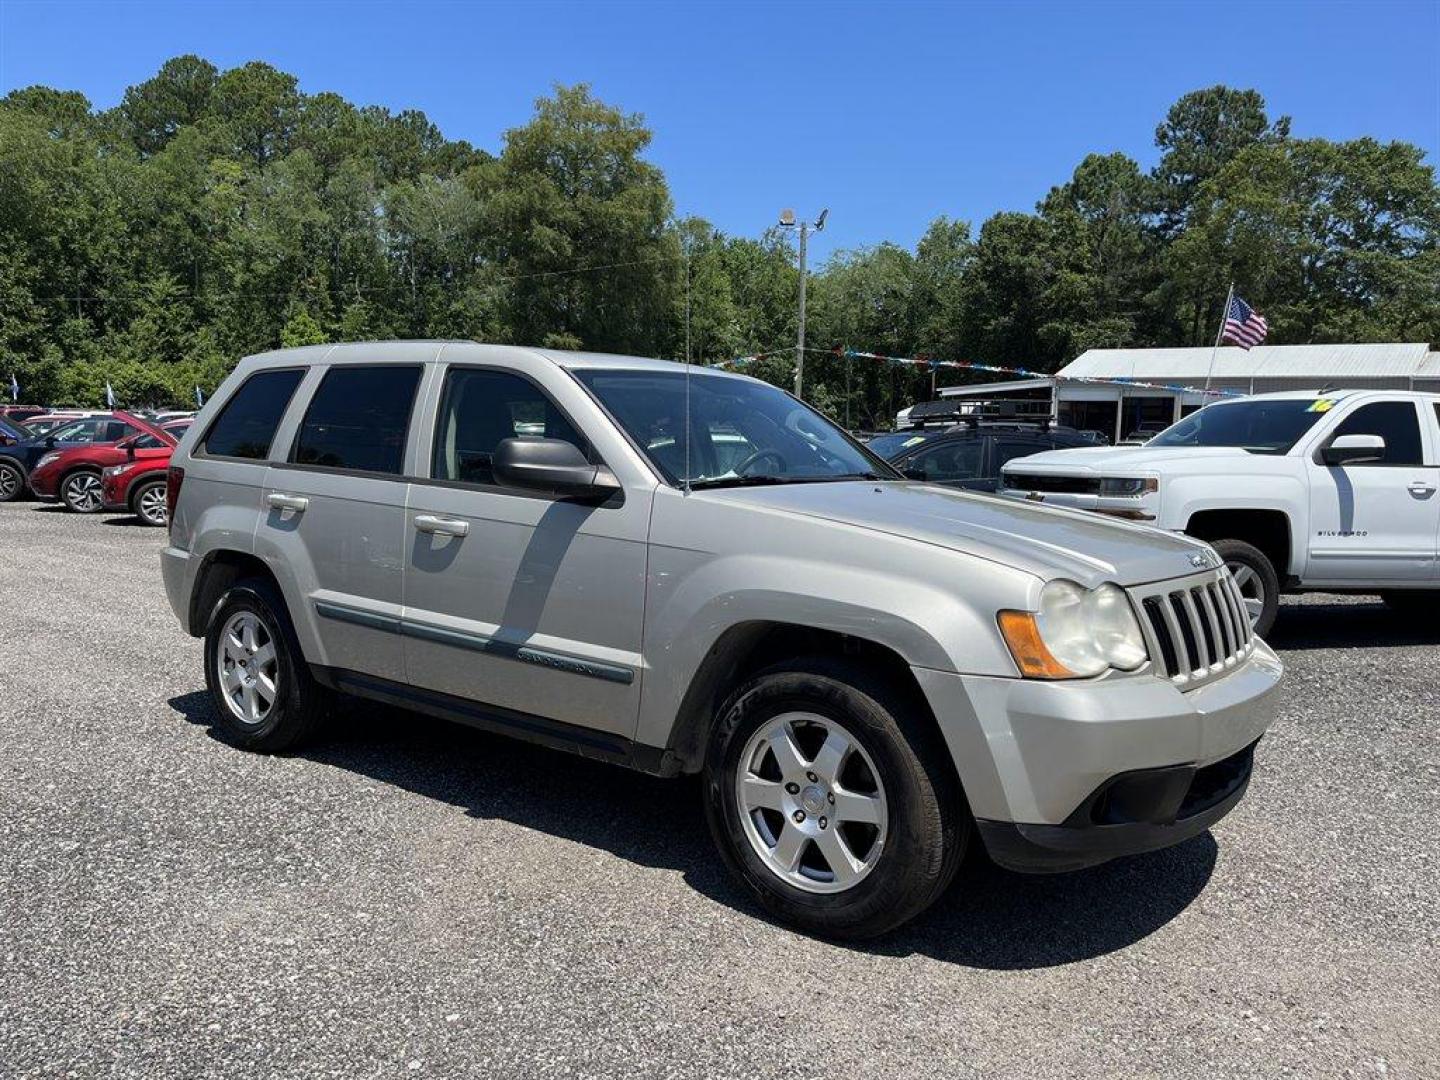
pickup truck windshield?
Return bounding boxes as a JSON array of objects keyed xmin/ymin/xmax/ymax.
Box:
[
  {"xmin": 576, "ymin": 369, "xmax": 895, "ymax": 487},
  {"xmin": 1148, "ymin": 399, "xmax": 1327, "ymax": 454}
]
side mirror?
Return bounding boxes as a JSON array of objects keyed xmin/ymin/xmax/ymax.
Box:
[
  {"xmin": 492, "ymin": 437, "xmax": 620, "ymax": 498},
  {"xmin": 1321, "ymin": 433, "xmax": 1385, "ymax": 467}
]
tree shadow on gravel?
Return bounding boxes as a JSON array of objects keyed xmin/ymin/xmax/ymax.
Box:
[
  {"xmin": 168, "ymin": 689, "xmax": 1215, "ymax": 970},
  {"xmin": 1265, "ymin": 600, "xmax": 1440, "ymax": 651}
]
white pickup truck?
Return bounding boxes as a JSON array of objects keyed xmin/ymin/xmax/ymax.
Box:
[{"xmin": 999, "ymin": 389, "xmax": 1440, "ymax": 636}]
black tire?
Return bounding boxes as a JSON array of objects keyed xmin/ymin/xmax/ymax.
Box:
[
  {"xmin": 202, "ymin": 576, "xmax": 333, "ymax": 752},
  {"xmin": 703, "ymin": 657, "xmax": 967, "ymax": 940},
  {"xmin": 0, "ymin": 460, "xmax": 24, "ymax": 502},
  {"xmin": 60, "ymin": 468, "xmax": 103, "ymax": 513},
  {"xmin": 130, "ymin": 477, "xmax": 168, "ymax": 526},
  {"xmin": 1381, "ymin": 591, "xmax": 1438, "ymax": 621},
  {"xmin": 1211, "ymin": 538, "xmax": 1280, "ymax": 638}
]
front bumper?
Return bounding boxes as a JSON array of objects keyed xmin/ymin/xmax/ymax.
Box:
[
  {"xmin": 913, "ymin": 641, "xmax": 1282, "ymax": 872},
  {"xmin": 28, "ymin": 468, "xmax": 60, "ymax": 499}
]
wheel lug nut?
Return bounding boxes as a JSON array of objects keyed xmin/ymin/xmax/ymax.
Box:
[
  {"xmin": 806, "ymin": 771, "xmax": 818, "ymax": 783},
  {"xmin": 785, "ymin": 782, "xmax": 799, "ymax": 794},
  {"xmin": 792, "ymin": 810, "xmax": 805, "ymax": 824},
  {"xmin": 819, "ymin": 817, "xmax": 828, "ymax": 830},
  {"xmin": 827, "ymin": 792, "xmax": 835, "ymax": 804}
]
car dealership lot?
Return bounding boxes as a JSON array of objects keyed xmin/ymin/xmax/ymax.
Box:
[{"xmin": 1, "ymin": 500, "xmax": 1436, "ymax": 1079}]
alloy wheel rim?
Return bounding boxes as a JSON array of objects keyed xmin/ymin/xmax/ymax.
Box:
[
  {"xmin": 65, "ymin": 473, "xmax": 102, "ymax": 512},
  {"xmin": 0, "ymin": 467, "xmax": 17, "ymax": 499},
  {"xmin": 138, "ymin": 484, "xmax": 167, "ymax": 524},
  {"xmin": 217, "ymin": 611, "xmax": 279, "ymax": 726},
  {"xmin": 734, "ymin": 712, "xmax": 888, "ymax": 894},
  {"xmin": 1226, "ymin": 561, "xmax": 1265, "ymax": 627}
]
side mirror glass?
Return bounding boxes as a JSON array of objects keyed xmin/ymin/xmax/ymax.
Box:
[
  {"xmin": 1322, "ymin": 433, "xmax": 1385, "ymax": 467},
  {"xmin": 492, "ymin": 437, "xmax": 620, "ymax": 498}
]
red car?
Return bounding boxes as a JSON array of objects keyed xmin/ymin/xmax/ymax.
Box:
[
  {"xmin": 100, "ymin": 450, "xmax": 175, "ymax": 526},
  {"xmin": 28, "ymin": 411, "xmax": 178, "ymax": 514}
]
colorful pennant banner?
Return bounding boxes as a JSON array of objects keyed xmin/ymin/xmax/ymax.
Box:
[{"xmin": 718, "ymin": 347, "xmax": 1245, "ymax": 399}]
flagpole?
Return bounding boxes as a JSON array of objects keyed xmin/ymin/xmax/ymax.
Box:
[{"xmin": 1203, "ymin": 281, "xmax": 1234, "ymax": 392}]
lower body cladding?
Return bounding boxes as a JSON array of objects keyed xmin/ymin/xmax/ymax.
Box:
[{"xmin": 914, "ymin": 642, "xmax": 1282, "ymax": 872}]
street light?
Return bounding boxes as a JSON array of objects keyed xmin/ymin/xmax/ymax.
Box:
[{"xmin": 778, "ymin": 207, "xmax": 828, "ymax": 399}]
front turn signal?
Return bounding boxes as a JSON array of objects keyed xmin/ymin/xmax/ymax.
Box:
[{"xmin": 997, "ymin": 610, "xmax": 1075, "ymax": 679}]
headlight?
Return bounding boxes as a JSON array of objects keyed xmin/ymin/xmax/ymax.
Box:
[
  {"xmin": 102, "ymin": 464, "xmax": 124, "ymax": 478},
  {"xmin": 1098, "ymin": 476, "xmax": 1158, "ymax": 497},
  {"xmin": 36, "ymin": 451, "xmax": 62, "ymax": 468},
  {"xmin": 999, "ymin": 580, "xmax": 1148, "ymax": 679}
]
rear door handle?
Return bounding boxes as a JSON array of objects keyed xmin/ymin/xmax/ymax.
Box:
[
  {"xmin": 1408, "ymin": 482, "xmax": 1435, "ymax": 496},
  {"xmin": 267, "ymin": 493, "xmax": 309, "ymax": 512},
  {"xmin": 414, "ymin": 514, "xmax": 469, "ymax": 537}
]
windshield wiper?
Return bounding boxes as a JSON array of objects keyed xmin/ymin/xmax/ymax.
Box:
[{"xmin": 687, "ymin": 475, "xmax": 799, "ymax": 489}]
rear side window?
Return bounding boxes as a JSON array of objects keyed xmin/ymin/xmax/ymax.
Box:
[
  {"xmin": 203, "ymin": 369, "xmax": 304, "ymax": 460},
  {"xmin": 431, "ymin": 368, "xmax": 586, "ymax": 486},
  {"xmin": 909, "ymin": 439, "xmax": 985, "ymax": 482},
  {"xmin": 292, "ymin": 366, "xmax": 422, "ymax": 475},
  {"xmin": 993, "ymin": 439, "xmax": 1049, "ymax": 471},
  {"xmin": 1331, "ymin": 402, "xmax": 1423, "ymax": 466}
]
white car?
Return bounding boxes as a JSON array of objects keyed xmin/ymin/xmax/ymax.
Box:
[{"xmin": 1000, "ymin": 389, "xmax": 1440, "ymax": 636}]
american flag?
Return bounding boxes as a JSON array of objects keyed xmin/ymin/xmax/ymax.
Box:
[{"xmin": 1222, "ymin": 294, "xmax": 1268, "ymax": 350}]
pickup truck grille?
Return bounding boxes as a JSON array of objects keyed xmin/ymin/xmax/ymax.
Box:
[
  {"xmin": 1129, "ymin": 568, "xmax": 1254, "ymax": 690},
  {"xmin": 1003, "ymin": 473, "xmax": 1100, "ymax": 495}
]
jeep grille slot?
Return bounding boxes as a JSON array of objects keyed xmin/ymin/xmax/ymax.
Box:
[{"xmin": 1131, "ymin": 568, "xmax": 1254, "ymax": 690}]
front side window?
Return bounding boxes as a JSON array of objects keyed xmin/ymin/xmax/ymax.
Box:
[
  {"xmin": 908, "ymin": 439, "xmax": 985, "ymax": 482},
  {"xmin": 432, "ymin": 368, "xmax": 586, "ymax": 486},
  {"xmin": 293, "ymin": 366, "xmax": 422, "ymax": 475},
  {"xmin": 203, "ymin": 369, "xmax": 304, "ymax": 460},
  {"xmin": 1330, "ymin": 401, "xmax": 1423, "ymax": 466},
  {"xmin": 576, "ymin": 369, "xmax": 892, "ymax": 487},
  {"xmin": 1148, "ymin": 399, "xmax": 1329, "ymax": 455},
  {"xmin": 130, "ymin": 433, "xmax": 166, "ymax": 450}
]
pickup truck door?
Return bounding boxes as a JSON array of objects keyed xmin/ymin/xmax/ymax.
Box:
[
  {"xmin": 400, "ymin": 362, "xmax": 651, "ymax": 738},
  {"xmin": 1304, "ymin": 400, "xmax": 1440, "ymax": 582}
]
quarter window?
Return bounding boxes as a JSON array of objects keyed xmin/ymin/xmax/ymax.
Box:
[
  {"xmin": 431, "ymin": 369, "xmax": 586, "ymax": 486},
  {"xmin": 292, "ymin": 366, "xmax": 422, "ymax": 475},
  {"xmin": 202, "ymin": 369, "xmax": 304, "ymax": 460},
  {"xmin": 1331, "ymin": 402, "xmax": 1423, "ymax": 466}
]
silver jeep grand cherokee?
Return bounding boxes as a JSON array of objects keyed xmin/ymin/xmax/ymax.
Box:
[{"xmin": 161, "ymin": 342, "xmax": 1281, "ymax": 938}]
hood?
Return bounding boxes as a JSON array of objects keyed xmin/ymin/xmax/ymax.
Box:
[
  {"xmin": 113, "ymin": 410, "xmax": 176, "ymax": 445},
  {"xmin": 1002, "ymin": 445, "xmax": 1259, "ymax": 474},
  {"xmin": 713, "ymin": 481, "xmax": 1215, "ymax": 588}
]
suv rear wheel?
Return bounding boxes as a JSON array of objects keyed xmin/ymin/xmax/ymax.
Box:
[
  {"xmin": 61, "ymin": 469, "xmax": 103, "ymax": 513},
  {"xmin": 704, "ymin": 658, "xmax": 966, "ymax": 939},
  {"xmin": 202, "ymin": 577, "xmax": 332, "ymax": 751},
  {"xmin": 1211, "ymin": 538, "xmax": 1280, "ymax": 638}
]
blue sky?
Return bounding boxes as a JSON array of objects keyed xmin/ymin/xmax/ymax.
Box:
[{"xmin": 2, "ymin": 0, "xmax": 1437, "ymax": 262}]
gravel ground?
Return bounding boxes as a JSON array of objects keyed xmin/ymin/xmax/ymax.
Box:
[{"xmin": 1, "ymin": 499, "xmax": 1436, "ymax": 1079}]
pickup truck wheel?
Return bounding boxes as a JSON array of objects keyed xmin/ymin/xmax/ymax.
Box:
[
  {"xmin": 1212, "ymin": 538, "xmax": 1279, "ymax": 638},
  {"xmin": 202, "ymin": 577, "xmax": 332, "ymax": 752},
  {"xmin": 0, "ymin": 461, "xmax": 23, "ymax": 502},
  {"xmin": 704, "ymin": 658, "xmax": 965, "ymax": 939}
]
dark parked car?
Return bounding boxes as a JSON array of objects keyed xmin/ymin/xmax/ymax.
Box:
[
  {"xmin": 0, "ymin": 416, "xmax": 33, "ymax": 448},
  {"xmin": 883, "ymin": 423, "xmax": 1095, "ymax": 492}
]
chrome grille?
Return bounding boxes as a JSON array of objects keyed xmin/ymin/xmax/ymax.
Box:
[{"xmin": 1129, "ymin": 568, "xmax": 1253, "ymax": 689}]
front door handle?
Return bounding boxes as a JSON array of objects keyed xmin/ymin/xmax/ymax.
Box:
[
  {"xmin": 267, "ymin": 493, "xmax": 309, "ymax": 512},
  {"xmin": 414, "ymin": 514, "xmax": 469, "ymax": 537},
  {"xmin": 1408, "ymin": 481, "xmax": 1435, "ymax": 496}
]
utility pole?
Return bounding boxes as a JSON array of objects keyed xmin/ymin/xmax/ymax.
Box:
[{"xmin": 778, "ymin": 208, "xmax": 828, "ymax": 399}]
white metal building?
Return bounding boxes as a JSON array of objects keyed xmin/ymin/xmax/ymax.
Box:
[{"xmin": 931, "ymin": 343, "xmax": 1440, "ymax": 443}]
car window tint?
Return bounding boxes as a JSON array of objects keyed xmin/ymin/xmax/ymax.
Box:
[
  {"xmin": 50, "ymin": 419, "xmax": 99, "ymax": 443},
  {"xmin": 432, "ymin": 368, "xmax": 586, "ymax": 485},
  {"xmin": 911, "ymin": 440, "xmax": 984, "ymax": 481},
  {"xmin": 293, "ymin": 366, "xmax": 421, "ymax": 474},
  {"xmin": 993, "ymin": 440, "xmax": 1048, "ymax": 470},
  {"xmin": 203, "ymin": 369, "xmax": 305, "ymax": 460},
  {"xmin": 1332, "ymin": 402, "xmax": 1423, "ymax": 466}
]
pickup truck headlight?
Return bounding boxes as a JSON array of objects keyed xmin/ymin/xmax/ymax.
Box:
[
  {"xmin": 1098, "ymin": 477, "xmax": 1158, "ymax": 497},
  {"xmin": 998, "ymin": 580, "xmax": 1148, "ymax": 679}
]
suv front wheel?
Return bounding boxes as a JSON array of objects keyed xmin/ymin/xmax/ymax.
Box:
[
  {"xmin": 704, "ymin": 658, "xmax": 966, "ymax": 939},
  {"xmin": 202, "ymin": 577, "xmax": 332, "ymax": 751}
]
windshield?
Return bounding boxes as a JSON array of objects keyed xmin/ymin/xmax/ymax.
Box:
[
  {"xmin": 1148, "ymin": 399, "xmax": 1328, "ymax": 454},
  {"xmin": 576, "ymin": 369, "xmax": 896, "ymax": 486}
]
